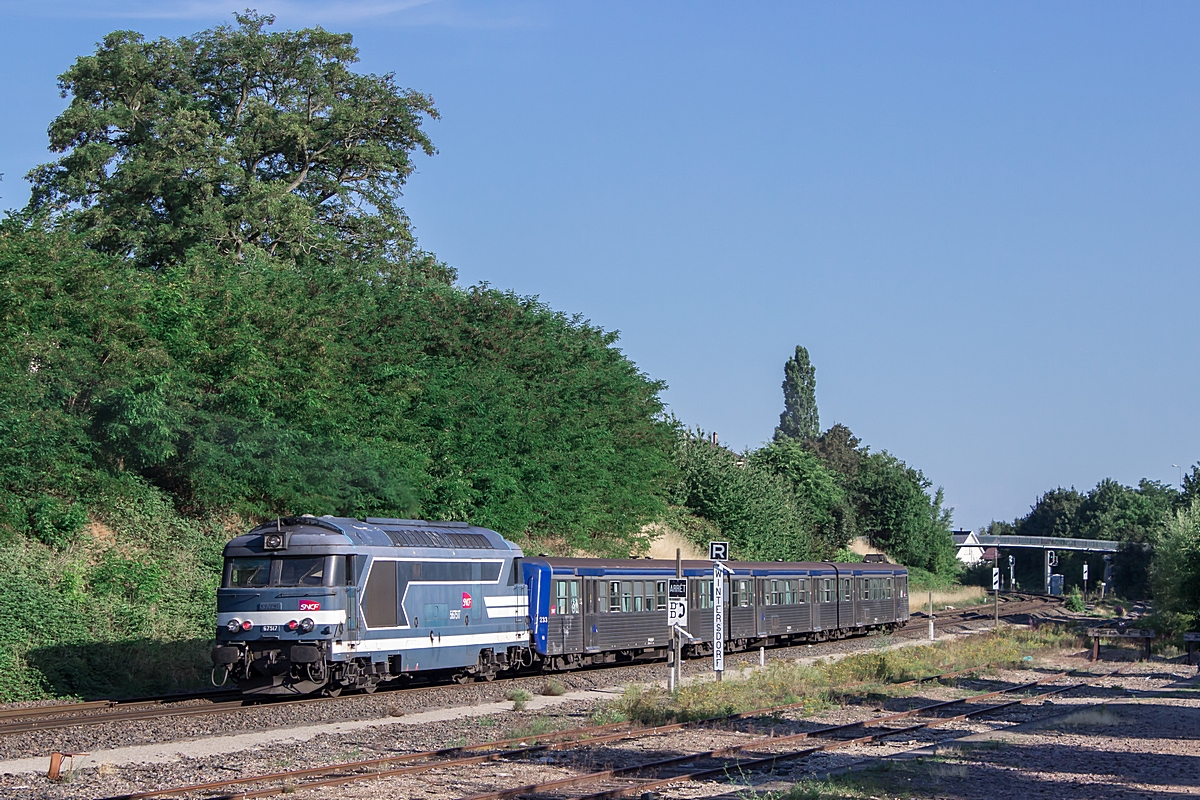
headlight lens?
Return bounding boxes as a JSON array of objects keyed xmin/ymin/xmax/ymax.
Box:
[
  {"xmin": 287, "ymin": 620, "xmax": 299, "ymax": 631},
  {"xmin": 264, "ymin": 533, "xmax": 284, "ymax": 549},
  {"xmin": 240, "ymin": 620, "xmax": 253, "ymax": 631},
  {"xmin": 299, "ymin": 618, "xmax": 315, "ymax": 633},
  {"xmin": 226, "ymin": 619, "xmax": 240, "ymax": 633}
]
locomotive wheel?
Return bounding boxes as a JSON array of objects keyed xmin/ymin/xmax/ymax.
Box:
[
  {"xmin": 453, "ymin": 671, "xmax": 472, "ymax": 685},
  {"xmin": 363, "ymin": 681, "xmax": 378, "ymax": 694},
  {"xmin": 324, "ymin": 685, "xmax": 343, "ymax": 698}
]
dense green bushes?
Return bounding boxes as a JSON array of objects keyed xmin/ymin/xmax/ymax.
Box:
[
  {"xmin": 667, "ymin": 425, "xmax": 956, "ymax": 572},
  {"xmin": 0, "ymin": 227, "xmax": 674, "ymax": 556}
]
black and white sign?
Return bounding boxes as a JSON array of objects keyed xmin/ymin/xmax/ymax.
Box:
[
  {"xmin": 667, "ymin": 578, "xmax": 688, "ymax": 628},
  {"xmin": 712, "ymin": 564, "xmax": 725, "ymax": 673},
  {"xmin": 709, "ymin": 541, "xmax": 729, "ymax": 561},
  {"xmin": 1083, "ymin": 563, "xmax": 1089, "ymax": 581},
  {"xmin": 992, "ymin": 567, "xmax": 1000, "ymax": 591}
]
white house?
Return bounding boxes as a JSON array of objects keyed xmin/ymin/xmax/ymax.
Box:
[{"xmin": 952, "ymin": 530, "xmax": 985, "ymax": 565}]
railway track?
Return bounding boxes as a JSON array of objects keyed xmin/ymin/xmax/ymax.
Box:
[
  {"xmin": 97, "ymin": 659, "xmax": 1114, "ymax": 800},
  {"xmin": 96, "ymin": 663, "xmax": 1007, "ymax": 800},
  {"xmin": 1, "ymin": 593, "xmax": 1057, "ymax": 738}
]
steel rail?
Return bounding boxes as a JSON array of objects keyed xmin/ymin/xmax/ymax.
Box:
[
  {"xmin": 564, "ymin": 671, "xmax": 1116, "ymax": 800},
  {"xmin": 459, "ymin": 668, "xmax": 1093, "ymax": 800},
  {"xmin": 100, "ymin": 662, "xmax": 1004, "ymax": 800},
  {"xmin": 7, "ymin": 598, "xmax": 1053, "ymax": 738},
  {"xmin": 166, "ymin": 665, "xmax": 1081, "ymax": 800}
]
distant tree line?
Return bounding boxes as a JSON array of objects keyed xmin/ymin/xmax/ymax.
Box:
[
  {"xmin": 984, "ymin": 471, "xmax": 1200, "ymax": 629},
  {"xmin": 667, "ymin": 346, "xmax": 958, "ymax": 577}
]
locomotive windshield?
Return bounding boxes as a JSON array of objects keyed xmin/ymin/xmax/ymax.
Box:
[
  {"xmin": 229, "ymin": 557, "xmax": 271, "ymax": 587},
  {"xmin": 223, "ymin": 556, "xmax": 348, "ymax": 588}
]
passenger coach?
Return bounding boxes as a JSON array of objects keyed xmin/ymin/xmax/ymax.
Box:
[{"xmin": 523, "ymin": 557, "xmax": 909, "ymax": 668}]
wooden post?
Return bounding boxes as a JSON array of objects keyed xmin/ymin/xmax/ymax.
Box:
[
  {"xmin": 1145, "ymin": 636, "xmax": 1152, "ymax": 662},
  {"xmin": 1091, "ymin": 636, "xmax": 1099, "ymax": 662}
]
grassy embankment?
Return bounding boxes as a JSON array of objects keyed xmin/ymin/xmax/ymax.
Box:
[{"xmin": 602, "ymin": 626, "xmax": 1082, "ymax": 726}]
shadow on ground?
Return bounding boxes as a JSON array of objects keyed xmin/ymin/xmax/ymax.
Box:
[{"xmin": 26, "ymin": 638, "xmax": 214, "ymax": 699}]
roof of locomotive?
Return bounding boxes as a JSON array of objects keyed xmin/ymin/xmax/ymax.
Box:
[
  {"xmin": 223, "ymin": 516, "xmax": 522, "ymax": 556},
  {"xmin": 535, "ymin": 557, "xmax": 906, "ymax": 574}
]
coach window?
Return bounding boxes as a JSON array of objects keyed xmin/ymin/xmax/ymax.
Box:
[
  {"xmin": 553, "ymin": 580, "xmax": 569, "ymax": 615},
  {"xmin": 885, "ymin": 578, "xmax": 893, "ymax": 600},
  {"xmin": 633, "ymin": 581, "xmax": 644, "ymax": 612},
  {"xmin": 740, "ymin": 580, "xmax": 752, "ymax": 607},
  {"xmin": 730, "ymin": 580, "xmax": 741, "ymax": 607},
  {"xmin": 656, "ymin": 581, "xmax": 667, "ymax": 611},
  {"xmin": 644, "ymin": 582, "xmax": 656, "ymax": 612},
  {"xmin": 609, "ymin": 581, "xmax": 621, "ymax": 613},
  {"xmin": 861, "ymin": 579, "xmax": 870, "ymax": 601},
  {"xmin": 842, "ymin": 578, "xmax": 852, "ymax": 602},
  {"xmin": 621, "ymin": 581, "xmax": 633, "ymax": 613},
  {"xmin": 798, "ymin": 578, "xmax": 808, "ymax": 604}
]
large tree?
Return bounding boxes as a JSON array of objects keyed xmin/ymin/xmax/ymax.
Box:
[
  {"xmin": 25, "ymin": 12, "xmax": 443, "ymax": 274},
  {"xmin": 775, "ymin": 345, "xmax": 819, "ymax": 442}
]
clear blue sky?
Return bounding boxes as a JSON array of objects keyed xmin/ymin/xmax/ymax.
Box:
[{"xmin": 2, "ymin": 1, "xmax": 1198, "ymax": 531}]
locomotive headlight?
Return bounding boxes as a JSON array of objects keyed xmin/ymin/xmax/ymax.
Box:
[
  {"xmin": 226, "ymin": 619, "xmax": 240, "ymax": 633},
  {"xmin": 299, "ymin": 618, "xmax": 315, "ymax": 633},
  {"xmin": 263, "ymin": 533, "xmax": 284, "ymax": 550},
  {"xmin": 287, "ymin": 620, "xmax": 299, "ymax": 631},
  {"xmin": 240, "ymin": 620, "xmax": 254, "ymax": 631}
]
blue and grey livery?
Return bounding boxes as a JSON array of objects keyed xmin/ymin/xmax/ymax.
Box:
[
  {"xmin": 212, "ymin": 517, "xmax": 909, "ymax": 695},
  {"xmin": 211, "ymin": 516, "xmax": 528, "ymax": 695}
]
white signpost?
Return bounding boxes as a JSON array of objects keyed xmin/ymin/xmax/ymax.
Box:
[
  {"xmin": 713, "ymin": 563, "xmax": 725, "ymax": 676},
  {"xmin": 710, "ymin": 541, "xmax": 731, "ymax": 680},
  {"xmin": 992, "ymin": 567, "xmax": 1000, "ymax": 591},
  {"xmin": 668, "ymin": 578, "xmax": 688, "ymax": 628},
  {"xmin": 667, "ymin": 577, "xmax": 687, "ymax": 692}
]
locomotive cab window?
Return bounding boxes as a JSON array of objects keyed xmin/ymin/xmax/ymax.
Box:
[
  {"xmin": 279, "ymin": 557, "xmax": 325, "ymax": 587},
  {"xmin": 223, "ymin": 555, "xmax": 345, "ymax": 588},
  {"xmin": 228, "ymin": 557, "xmax": 270, "ymax": 588}
]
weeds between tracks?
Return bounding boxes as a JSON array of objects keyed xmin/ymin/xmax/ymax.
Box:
[{"xmin": 604, "ymin": 626, "xmax": 1083, "ymax": 726}]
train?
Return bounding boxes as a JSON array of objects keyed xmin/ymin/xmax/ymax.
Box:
[{"xmin": 210, "ymin": 516, "xmax": 910, "ymax": 696}]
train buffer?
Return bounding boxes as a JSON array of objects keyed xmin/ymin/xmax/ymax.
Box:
[
  {"xmin": 1184, "ymin": 632, "xmax": 1200, "ymax": 666},
  {"xmin": 1086, "ymin": 626, "xmax": 1156, "ymax": 662}
]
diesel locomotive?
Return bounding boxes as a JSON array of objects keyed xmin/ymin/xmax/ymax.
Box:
[{"xmin": 211, "ymin": 516, "xmax": 909, "ymax": 696}]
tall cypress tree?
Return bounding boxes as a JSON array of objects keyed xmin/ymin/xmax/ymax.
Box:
[{"xmin": 775, "ymin": 345, "xmax": 819, "ymax": 442}]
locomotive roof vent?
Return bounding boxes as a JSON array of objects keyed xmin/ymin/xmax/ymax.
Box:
[
  {"xmin": 364, "ymin": 518, "xmax": 471, "ymax": 529},
  {"xmin": 378, "ymin": 527, "xmax": 493, "ymax": 549}
]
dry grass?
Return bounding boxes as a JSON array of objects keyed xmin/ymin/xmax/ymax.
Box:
[
  {"xmin": 608, "ymin": 626, "xmax": 1083, "ymax": 726},
  {"xmin": 912, "ymin": 585, "xmax": 989, "ymax": 611}
]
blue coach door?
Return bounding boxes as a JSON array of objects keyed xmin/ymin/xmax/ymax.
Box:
[
  {"xmin": 550, "ymin": 577, "xmax": 582, "ymax": 655},
  {"xmin": 524, "ymin": 560, "xmax": 552, "ymax": 655}
]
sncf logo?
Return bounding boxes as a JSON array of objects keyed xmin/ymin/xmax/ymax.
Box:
[
  {"xmin": 299, "ymin": 600, "xmax": 321, "ymax": 611},
  {"xmin": 461, "ymin": 592, "xmax": 473, "ymax": 609}
]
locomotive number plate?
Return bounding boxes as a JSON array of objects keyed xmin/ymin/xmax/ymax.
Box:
[{"xmin": 260, "ymin": 625, "xmax": 279, "ymax": 632}]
